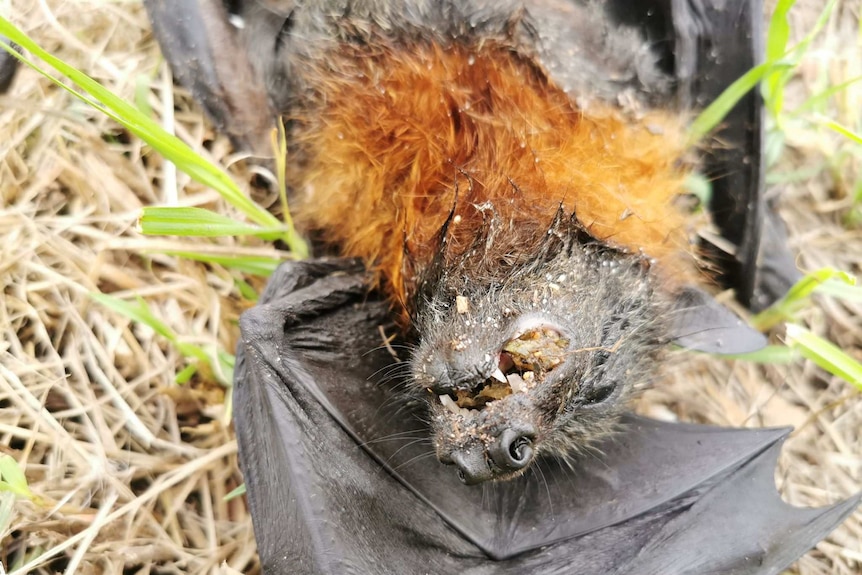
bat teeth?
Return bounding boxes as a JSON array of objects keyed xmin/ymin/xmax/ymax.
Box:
[
  {"xmin": 492, "ymin": 367, "xmax": 507, "ymax": 383},
  {"xmin": 439, "ymin": 394, "xmax": 476, "ymax": 418},
  {"xmin": 507, "ymin": 373, "xmax": 527, "ymax": 394},
  {"xmin": 439, "ymin": 394, "xmax": 462, "ymax": 416}
]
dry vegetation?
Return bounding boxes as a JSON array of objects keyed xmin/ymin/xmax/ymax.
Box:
[{"xmin": 0, "ymin": 0, "xmax": 859, "ymax": 574}]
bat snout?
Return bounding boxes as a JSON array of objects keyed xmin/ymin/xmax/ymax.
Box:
[{"xmin": 440, "ymin": 424, "xmax": 537, "ymax": 485}]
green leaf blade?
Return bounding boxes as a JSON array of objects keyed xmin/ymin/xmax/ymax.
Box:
[
  {"xmin": 752, "ymin": 268, "xmax": 855, "ymax": 331},
  {"xmin": 140, "ymin": 207, "xmax": 283, "ymax": 239},
  {"xmin": 158, "ymin": 251, "xmax": 283, "ymax": 277},
  {"xmin": 89, "ymin": 293, "xmax": 178, "ymax": 343},
  {"xmin": 689, "ymin": 62, "xmax": 792, "ymax": 143},
  {"xmin": 0, "ymin": 19, "xmax": 281, "ymax": 231},
  {"xmin": 785, "ymin": 324, "xmax": 862, "ymax": 390},
  {"xmin": 0, "ymin": 455, "xmax": 32, "ymax": 499}
]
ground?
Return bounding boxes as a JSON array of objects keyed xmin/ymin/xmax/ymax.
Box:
[{"xmin": 0, "ymin": 1, "xmax": 859, "ymax": 573}]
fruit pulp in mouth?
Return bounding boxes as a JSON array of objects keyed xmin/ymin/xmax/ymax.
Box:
[{"xmin": 451, "ymin": 327, "xmax": 569, "ymax": 410}]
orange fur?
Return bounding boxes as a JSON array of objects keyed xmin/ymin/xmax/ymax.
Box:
[{"xmin": 289, "ymin": 41, "xmax": 693, "ymax": 313}]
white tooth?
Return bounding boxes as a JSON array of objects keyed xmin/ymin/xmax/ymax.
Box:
[
  {"xmin": 507, "ymin": 373, "xmax": 526, "ymax": 393},
  {"xmin": 439, "ymin": 394, "xmax": 462, "ymax": 416},
  {"xmin": 492, "ymin": 368, "xmax": 507, "ymax": 383}
]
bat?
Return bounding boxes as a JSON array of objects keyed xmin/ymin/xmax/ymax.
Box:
[{"xmin": 143, "ymin": 0, "xmax": 860, "ymax": 572}]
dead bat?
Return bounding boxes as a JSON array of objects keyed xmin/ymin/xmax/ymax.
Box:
[{"xmin": 143, "ymin": 0, "xmax": 860, "ymax": 573}]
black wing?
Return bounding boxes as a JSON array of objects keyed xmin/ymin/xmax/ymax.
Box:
[{"xmin": 664, "ymin": 0, "xmax": 802, "ymax": 308}]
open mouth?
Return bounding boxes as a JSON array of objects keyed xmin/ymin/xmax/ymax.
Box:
[{"xmin": 436, "ymin": 326, "xmax": 569, "ymax": 416}]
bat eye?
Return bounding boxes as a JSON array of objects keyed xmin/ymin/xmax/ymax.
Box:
[{"xmin": 583, "ymin": 384, "xmax": 615, "ymax": 405}]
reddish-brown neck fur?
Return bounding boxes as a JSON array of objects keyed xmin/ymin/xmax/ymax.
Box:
[{"xmin": 289, "ymin": 40, "xmax": 693, "ymax": 315}]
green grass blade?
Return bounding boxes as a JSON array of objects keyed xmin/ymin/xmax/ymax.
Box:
[
  {"xmin": 789, "ymin": 0, "xmax": 838, "ymax": 59},
  {"xmin": 762, "ymin": 0, "xmax": 796, "ymax": 117},
  {"xmin": 765, "ymin": 163, "xmax": 826, "ymax": 185},
  {"xmin": 0, "ymin": 18, "xmax": 282, "ymax": 232},
  {"xmin": 785, "ymin": 268, "xmax": 854, "ymax": 301},
  {"xmin": 683, "ymin": 172, "xmax": 712, "ymax": 207},
  {"xmin": 761, "ymin": 0, "xmax": 838, "ymax": 121},
  {"xmin": 217, "ymin": 351, "xmax": 236, "ymax": 385},
  {"xmin": 0, "ymin": 492, "xmax": 16, "ymax": 535},
  {"xmin": 234, "ymin": 277, "xmax": 260, "ymax": 301},
  {"xmin": 0, "ymin": 455, "xmax": 32, "ymax": 499},
  {"xmin": 90, "ymin": 292, "xmax": 178, "ymax": 342},
  {"xmin": 723, "ymin": 345, "xmax": 798, "ymax": 364},
  {"xmin": 272, "ymin": 118, "xmax": 309, "ymax": 258},
  {"xmin": 793, "ymin": 75, "xmax": 862, "ymax": 114},
  {"xmin": 785, "ymin": 324, "xmax": 862, "ymax": 389},
  {"xmin": 689, "ymin": 62, "xmax": 792, "ymax": 143},
  {"xmin": 134, "ymin": 72, "xmax": 154, "ymax": 119},
  {"xmin": 90, "ymin": 293, "xmax": 229, "ymax": 381},
  {"xmin": 766, "ymin": 0, "xmax": 795, "ymax": 61},
  {"xmin": 817, "ymin": 117, "xmax": 862, "ymax": 145},
  {"xmin": 224, "ymin": 484, "xmax": 246, "ymax": 501},
  {"xmin": 140, "ymin": 207, "xmax": 286, "ymax": 239},
  {"xmin": 817, "ymin": 279, "xmax": 862, "ymax": 302},
  {"xmin": 157, "ymin": 251, "xmax": 283, "ymax": 276},
  {"xmin": 752, "ymin": 268, "xmax": 855, "ymax": 330},
  {"xmin": 175, "ymin": 364, "xmax": 199, "ymax": 385}
]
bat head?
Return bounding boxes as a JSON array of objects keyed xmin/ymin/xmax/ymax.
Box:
[{"xmin": 410, "ymin": 217, "xmax": 672, "ymax": 484}]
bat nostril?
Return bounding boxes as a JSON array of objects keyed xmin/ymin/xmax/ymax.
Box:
[
  {"xmin": 491, "ymin": 427, "xmax": 535, "ymax": 471},
  {"xmin": 509, "ymin": 435, "xmax": 531, "ymax": 463},
  {"xmin": 447, "ymin": 448, "xmax": 493, "ymax": 485}
]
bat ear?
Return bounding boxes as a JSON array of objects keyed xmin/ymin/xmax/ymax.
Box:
[
  {"xmin": 669, "ymin": 286, "xmax": 767, "ymax": 355},
  {"xmin": 143, "ymin": 0, "xmax": 273, "ymax": 154}
]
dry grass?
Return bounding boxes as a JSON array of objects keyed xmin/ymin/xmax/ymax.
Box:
[
  {"xmin": 0, "ymin": 1, "xmax": 266, "ymax": 572},
  {"xmin": 0, "ymin": 0, "xmax": 859, "ymax": 574}
]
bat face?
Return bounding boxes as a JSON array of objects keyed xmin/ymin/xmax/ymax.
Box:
[{"xmin": 411, "ymin": 228, "xmax": 671, "ymax": 484}]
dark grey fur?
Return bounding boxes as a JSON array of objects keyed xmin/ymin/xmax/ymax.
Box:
[{"xmin": 234, "ymin": 0, "xmax": 671, "ymax": 113}]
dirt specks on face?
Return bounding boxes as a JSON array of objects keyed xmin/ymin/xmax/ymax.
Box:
[
  {"xmin": 450, "ymin": 335, "xmax": 468, "ymax": 351},
  {"xmin": 456, "ymin": 295, "xmax": 470, "ymax": 314}
]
